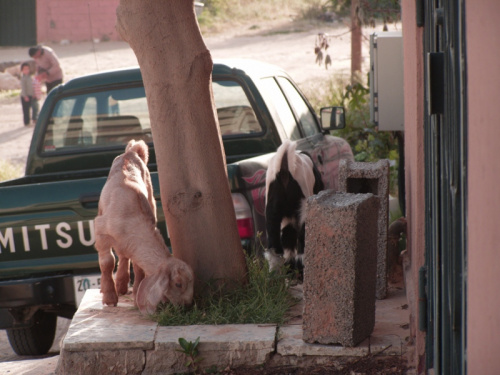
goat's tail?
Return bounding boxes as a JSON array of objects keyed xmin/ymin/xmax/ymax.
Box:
[
  {"xmin": 271, "ymin": 140, "xmax": 296, "ymax": 176},
  {"xmin": 126, "ymin": 139, "xmax": 149, "ymax": 164}
]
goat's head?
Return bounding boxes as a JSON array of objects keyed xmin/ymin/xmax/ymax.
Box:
[{"xmin": 135, "ymin": 257, "xmax": 194, "ymax": 315}]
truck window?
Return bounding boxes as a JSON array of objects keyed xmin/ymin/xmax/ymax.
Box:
[
  {"xmin": 42, "ymin": 86, "xmax": 151, "ymax": 153},
  {"xmin": 212, "ymin": 80, "xmax": 262, "ymax": 136},
  {"xmin": 258, "ymin": 77, "xmax": 301, "ymax": 140},
  {"xmin": 275, "ymin": 77, "xmax": 319, "ymax": 138},
  {"xmin": 41, "ymin": 81, "xmax": 261, "ymax": 154}
]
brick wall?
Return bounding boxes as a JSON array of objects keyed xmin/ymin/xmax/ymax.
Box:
[{"xmin": 36, "ymin": 0, "xmax": 121, "ymax": 43}]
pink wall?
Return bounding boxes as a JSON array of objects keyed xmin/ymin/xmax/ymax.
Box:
[
  {"xmin": 402, "ymin": 0, "xmax": 500, "ymax": 372},
  {"xmin": 466, "ymin": 0, "xmax": 500, "ymax": 373},
  {"xmin": 36, "ymin": 0, "xmax": 121, "ymax": 43},
  {"xmin": 401, "ymin": 1, "xmax": 426, "ymax": 372}
]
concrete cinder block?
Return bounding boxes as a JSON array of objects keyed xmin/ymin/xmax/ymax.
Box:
[
  {"xmin": 339, "ymin": 159, "xmax": 390, "ymax": 299},
  {"xmin": 302, "ymin": 191, "xmax": 378, "ymax": 347}
]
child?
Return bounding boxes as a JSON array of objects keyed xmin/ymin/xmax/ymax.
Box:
[{"xmin": 20, "ymin": 62, "xmax": 35, "ymax": 126}]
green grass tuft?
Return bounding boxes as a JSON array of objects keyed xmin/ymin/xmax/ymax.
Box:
[
  {"xmin": 0, "ymin": 89, "xmax": 20, "ymax": 99},
  {"xmin": 0, "ymin": 159, "xmax": 23, "ymax": 182},
  {"xmin": 154, "ymin": 255, "xmax": 297, "ymax": 326}
]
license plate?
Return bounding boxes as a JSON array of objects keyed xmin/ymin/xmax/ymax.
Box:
[{"xmin": 73, "ymin": 274, "xmax": 101, "ymax": 307}]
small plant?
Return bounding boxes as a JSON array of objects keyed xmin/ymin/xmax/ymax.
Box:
[
  {"xmin": 0, "ymin": 89, "xmax": 20, "ymax": 99},
  {"xmin": 305, "ymin": 75, "xmax": 401, "ymax": 196},
  {"xmin": 176, "ymin": 336, "xmax": 204, "ymax": 374},
  {"xmin": 0, "ymin": 159, "xmax": 23, "ymax": 182}
]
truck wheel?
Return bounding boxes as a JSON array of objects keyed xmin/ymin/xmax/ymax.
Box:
[{"xmin": 6, "ymin": 310, "xmax": 57, "ymax": 356}]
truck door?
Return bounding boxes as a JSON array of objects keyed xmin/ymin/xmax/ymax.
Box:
[{"xmin": 260, "ymin": 75, "xmax": 353, "ymax": 190}]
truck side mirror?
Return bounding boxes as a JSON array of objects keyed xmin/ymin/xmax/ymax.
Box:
[{"xmin": 320, "ymin": 106, "xmax": 346, "ymax": 130}]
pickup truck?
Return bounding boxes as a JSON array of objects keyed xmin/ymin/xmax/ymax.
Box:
[{"xmin": 0, "ymin": 59, "xmax": 353, "ymax": 355}]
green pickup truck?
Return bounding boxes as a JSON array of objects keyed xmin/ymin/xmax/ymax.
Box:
[{"xmin": 0, "ymin": 59, "xmax": 353, "ymax": 355}]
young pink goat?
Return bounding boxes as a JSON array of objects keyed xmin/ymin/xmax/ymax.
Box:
[{"xmin": 94, "ymin": 139, "xmax": 194, "ymax": 314}]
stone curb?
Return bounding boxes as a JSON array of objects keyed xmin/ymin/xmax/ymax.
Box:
[{"xmin": 57, "ymin": 288, "xmax": 409, "ymax": 374}]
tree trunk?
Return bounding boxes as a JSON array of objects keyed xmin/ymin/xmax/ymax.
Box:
[
  {"xmin": 351, "ymin": 0, "xmax": 363, "ymax": 83},
  {"xmin": 116, "ymin": 0, "xmax": 247, "ymax": 292}
]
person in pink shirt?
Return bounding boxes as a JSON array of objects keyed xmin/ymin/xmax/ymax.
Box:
[{"xmin": 28, "ymin": 45, "xmax": 63, "ymax": 93}]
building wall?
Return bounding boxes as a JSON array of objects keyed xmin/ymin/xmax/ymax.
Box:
[
  {"xmin": 402, "ymin": 0, "xmax": 500, "ymax": 372},
  {"xmin": 466, "ymin": 0, "xmax": 500, "ymax": 373},
  {"xmin": 36, "ymin": 0, "xmax": 121, "ymax": 43},
  {"xmin": 400, "ymin": 1, "xmax": 426, "ymax": 372}
]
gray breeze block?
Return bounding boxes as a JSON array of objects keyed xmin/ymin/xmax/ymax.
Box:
[
  {"xmin": 303, "ymin": 191, "xmax": 379, "ymax": 347},
  {"xmin": 339, "ymin": 159, "xmax": 390, "ymax": 299}
]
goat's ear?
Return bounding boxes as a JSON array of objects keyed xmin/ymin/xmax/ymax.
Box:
[
  {"xmin": 166, "ymin": 262, "xmax": 194, "ymax": 306},
  {"xmin": 170, "ymin": 266, "xmax": 186, "ymax": 289},
  {"xmin": 135, "ymin": 273, "xmax": 169, "ymax": 315}
]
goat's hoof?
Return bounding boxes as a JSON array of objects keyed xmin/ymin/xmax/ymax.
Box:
[
  {"xmin": 102, "ymin": 293, "xmax": 119, "ymax": 306},
  {"xmin": 264, "ymin": 249, "xmax": 284, "ymax": 271},
  {"xmin": 115, "ymin": 282, "xmax": 129, "ymax": 296}
]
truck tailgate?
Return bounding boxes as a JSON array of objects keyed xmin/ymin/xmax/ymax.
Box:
[{"xmin": 0, "ymin": 177, "xmax": 107, "ymax": 278}]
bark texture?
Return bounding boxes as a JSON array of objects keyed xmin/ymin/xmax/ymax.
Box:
[
  {"xmin": 116, "ymin": 0, "xmax": 247, "ymax": 292},
  {"xmin": 351, "ymin": 0, "xmax": 362, "ymax": 82}
]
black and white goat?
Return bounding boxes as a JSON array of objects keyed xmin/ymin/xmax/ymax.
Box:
[{"xmin": 264, "ymin": 140, "xmax": 324, "ymax": 277}]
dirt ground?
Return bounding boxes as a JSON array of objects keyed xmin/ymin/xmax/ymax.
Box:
[
  {"xmin": 0, "ymin": 16, "xmax": 404, "ymax": 374},
  {"xmin": 222, "ymin": 355, "xmax": 408, "ymax": 374}
]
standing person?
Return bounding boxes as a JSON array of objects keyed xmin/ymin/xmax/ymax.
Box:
[
  {"xmin": 28, "ymin": 45, "xmax": 63, "ymax": 93},
  {"xmin": 20, "ymin": 62, "xmax": 35, "ymax": 126}
]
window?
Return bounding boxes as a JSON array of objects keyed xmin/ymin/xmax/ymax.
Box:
[
  {"xmin": 42, "ymin": 86, "xmax": 151, "ymax": 153},
  {"xmin": 212, "ymin": 80, "xmax": 262, "ymax": 136},
  {"xmin": 259, "ymin": 77, "xmax": 301, "ymax": 140},
  {"xmin": 276, "ymin": 77, "xmax": 319, "ymax": 138},
  {"xmin": 41, "ymin": 80, "xmax": 261, "ymax": 154}
]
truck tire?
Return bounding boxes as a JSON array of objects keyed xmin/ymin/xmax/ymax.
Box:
[{"xmin": 6, "ymin": 310, "xmax": 57, "ymax": 356}]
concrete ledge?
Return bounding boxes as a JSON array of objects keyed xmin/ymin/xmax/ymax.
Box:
[
  {"xmin": 58, "ymin": 290, "xmax": 276, "ymax": 375},
  {"xmin": 145, "ymin": 324, "xmax": 276, "ymax": 374},
  {"xmin": 57, "ymin": 286, "xmax": 410, "ymax": 374},
  {"xmin": 278, "ymin": 325, "xmax": 368, "ymax": 357},
  {"xmin": 59, "ymin": 350, "xmax": 145, "ymax": 375},
  {"xmin": 62, "ymin": 293, "xmax": 156, "ymax": 352},
  {"xmin": 278, "ymin": 322, "xmax": 406, "ymax": 358}
]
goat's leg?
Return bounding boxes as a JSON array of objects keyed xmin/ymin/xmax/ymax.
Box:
[
  {"xmin": 115, "ymin": 256, "xmax": 131, "ymax": 295},
  {"xmin": 95, "ymin": 233, "xmax": 118, "ymax": 306},
  {"xmin": 281, "ymin": 223, "xmax": 298, "ymax": 262},
  {"xmin": 265, "ymin": 203, "xmax": 284, "ymax": 255},
  {"xmin": 132, "ymin": 262, "xmax": 145, "ymax": 299}
]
